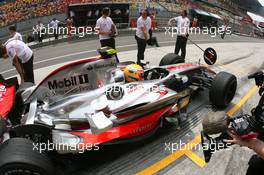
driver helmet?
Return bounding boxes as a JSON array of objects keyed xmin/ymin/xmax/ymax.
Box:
[{"xmin": 123, "ymin": 64, "xmax": 144, "ymax": 82}]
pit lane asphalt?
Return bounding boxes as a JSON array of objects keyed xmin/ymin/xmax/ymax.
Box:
[
  {"xmin": 1, "ymin": 33, "xmax": 263, "ymax": 175},
  {"xmin": 1, "ymin": 32, "xmax": 264, "ymax": 78}
]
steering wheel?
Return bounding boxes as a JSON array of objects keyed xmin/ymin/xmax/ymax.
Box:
[
  {"xmin": 145, "ymin": 69, "xmax": 160, "ymax": 80},
  {"xmin": 144, "ymin": 68, "xmax": 169, "ymax": 80}
]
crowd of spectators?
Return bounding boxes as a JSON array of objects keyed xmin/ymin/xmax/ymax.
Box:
[{"xmin": 0, "ymin": 0, "xmax": 67, "ymax": 27}]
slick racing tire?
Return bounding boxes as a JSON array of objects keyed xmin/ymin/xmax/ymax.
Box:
[
  {"xmin": 0, "ymin": 138, "xmax": 55, "ymax": 175},
  {"xmin": 0, "ymin": 118, "xmax": 7, "ymax": 137},
  {"xmin": 159, "ymin": 53, "xmax": 184, "ymax": 66},
  {"xmin": 210, "ymin": 72, "xmax": 237, "ymax": 108}
]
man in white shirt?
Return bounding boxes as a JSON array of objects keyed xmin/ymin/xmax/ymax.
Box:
[
  {"xmin": 49, "ymin": 18, "xmax": 60, "ymax": 40},
  {"xmin": 135, "ymin": 9, "xmax": 151, "ymax": 66},
  {"xmin": 8, "ymin": 26, "xmax": 23, "ymax": 41},
  {"xmin": 220, "ymin": 23, "xmax": 227, "ymax": 39},
  {"xmin": 0, "ymin": 40, "xmax": 34, "ymax": 83},
  {"xmin": 168, "ymin": 10, "xmax": 190, "ymax": 59},
  {"xmin": 96, "ymin": 7, "xmax": 119, "ymax": 62}
]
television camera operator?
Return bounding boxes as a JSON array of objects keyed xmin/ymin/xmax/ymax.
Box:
[
  {"xmin": 225, "ymin": 72, "xmax": 264, "ymax": 174},
  {"xmin": 202, "ymin": 71, "xmax": 264, "ymax": 174}
]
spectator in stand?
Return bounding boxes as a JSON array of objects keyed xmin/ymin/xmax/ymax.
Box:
[
  {"xmin": 135, "ymin": 9, "xmax": 151, "ymax": 66},
  {"xmin": 96, "ymin": 7, "xmax": 119, "ymax": 62},
  {"xmin": 168, "ymin": 9, "xmax": 190, "ymax": 60},
  {"xmin": 49, "ymin": 18, "xmax": 60, "ymax": 40},
  {"xmin": 8, "ymin": 26, "xmax": 23, "ymax": 41}
]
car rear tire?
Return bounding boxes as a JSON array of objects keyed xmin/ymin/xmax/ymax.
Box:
[
  {"xmin": 0, "ymin": 138, "xmax": 55, "ymax": 175},
  {"xmin": 0, "ymin": 118, "xmax": 7, "ymax": 137},
  {"xmin": 209, "ymin": 72, "xmax": 237, "ymax": 108},
  {"xmin": 159, "ymin": 53, "xmax": 184, "ymax": 66}
]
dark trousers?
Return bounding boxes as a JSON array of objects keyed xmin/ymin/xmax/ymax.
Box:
[
  {"xmin": 38, "ymin": 32, "xmax": 43, "ymax": 42},
  {"xmin": 175, "ymin": 35, "xmax": 187, "ymax": 59},
  {"xmin": 135, "ymin": 35, "xmax": 147, "ymax": 64},
  {"xmin": 100, "ymin": 38, "xmax": 119, "ymax": 62},
  {"xmin": 54, "ymin": 29, "xmax": 58, "ymax": 40},
  {"xmin": 221, "ymin": 32, "xmax": 226, "ymax": 39},
  {"xmin": 22, "ymin": 55, "xmax": 35, "ymax": 84},
  {"xmin": 246, "ymin": 155, "xmax": 264, "ymax": 175}
]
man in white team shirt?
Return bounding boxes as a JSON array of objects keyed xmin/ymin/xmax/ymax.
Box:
[
  {"xmin": 135, "ymin": 9, "xmax": 151, "ymax": 66},
  {"xmin": 96, "ymin": 7, "xmax": 119, "ymax": 62},
  {"xmin": 168, "ymin": 10, "xmax": 190, "ymax": 60},
  {"xmin": 8, "ymin": 26, "xmax": 23, "ymax": 41},
  {"xmin": 0, "ymin": 40, "xmax": 34, "ymax": 83},
  {"xmin": 49, "ymin": 18, "xmax": 60, "ymax": 40}
]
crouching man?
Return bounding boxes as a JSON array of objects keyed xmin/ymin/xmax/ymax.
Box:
[{"xmin": 0, "ymin": 40, "xmax": 35, "ymax": 84}]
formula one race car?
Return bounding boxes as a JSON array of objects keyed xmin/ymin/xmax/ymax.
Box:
[{"xmin": 0, "ymin": 47, "xmax": 237, "ymax": 175}]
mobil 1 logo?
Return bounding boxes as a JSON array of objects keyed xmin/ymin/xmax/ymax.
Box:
[{"xmin": 48, "ymin": 74, "xmax": 89, "ymax": 90}]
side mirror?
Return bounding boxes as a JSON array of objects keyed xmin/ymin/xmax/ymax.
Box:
[{"xmin": 204, "ymin": 48, "xmax": 217, "ymax": 65}]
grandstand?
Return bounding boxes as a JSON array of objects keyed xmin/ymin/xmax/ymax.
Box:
[
  {"xmin": 0, "ymin": 0, "xmax": 67, "ymax": 27},
  {"xmin": 0, "ymin": 0, "xmax": 256, "ymax": 27}
]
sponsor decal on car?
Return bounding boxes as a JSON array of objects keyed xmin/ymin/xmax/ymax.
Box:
[
  {"xmin": 166, "ymin": 63, "xmax": 196, "ymax": 71},
  {"xmin": 128, "ymin": 122, "xmax": 156, "ymax": 135},
  {"xmin": 48, "ymin": 74, "xmax": 89, "ymax": 90}
]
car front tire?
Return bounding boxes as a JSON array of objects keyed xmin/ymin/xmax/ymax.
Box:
[
  {"xmin": 209, "ymin": 72, "xmax": 237, "ymax": 108},
  {"xmin": 159, "ymin": 53, "xmax": 184, "ymax": 66}
]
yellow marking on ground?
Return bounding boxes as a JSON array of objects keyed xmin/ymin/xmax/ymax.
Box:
[
  {"xmin": 136, "ymin": 85, "xmax": 258, "ymax": 175},
  {"xmin": 184, "ymin": 150, "xmax": 206, "ymax": 168},
  {"xmin": 226, "ymin": 86, "xmax": 258, "ymax": 117},
  {"xmin": 135, "ymin": 135, "xmax": 201, "ymax": 175}
]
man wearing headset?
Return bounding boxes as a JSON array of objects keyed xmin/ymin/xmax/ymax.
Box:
[{"xmin": 0, "ymin": 39, "xmax": 34, "ymax": 84}]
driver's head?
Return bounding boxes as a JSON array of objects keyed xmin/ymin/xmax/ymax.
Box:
[{"xmin": 123, "ymin": 64, "xmax": 144, "ymax": 82}]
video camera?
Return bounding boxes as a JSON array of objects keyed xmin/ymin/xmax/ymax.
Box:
[{"xmin": 201, "ymin": 71, "xmax": 264, "ymax": 163}]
